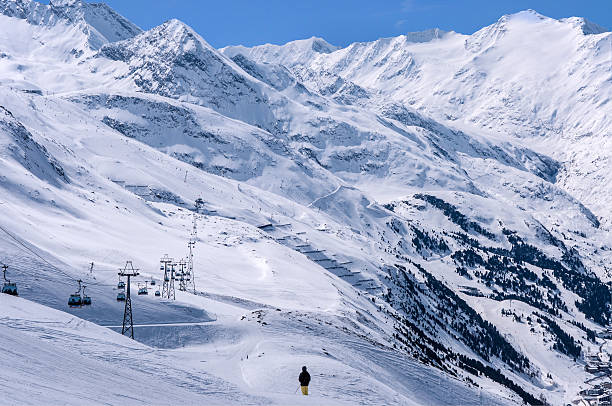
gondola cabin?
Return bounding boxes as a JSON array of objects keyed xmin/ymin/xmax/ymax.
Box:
[
  {"xmin": 116, "ymin": 291, "xmax": 126, "ymax": 301},
  {"xmin": 117, "ymin": 281, "xmax": 125, "ymax": 289},
  {"xmin": 81, "ymin": 286, "xmax": 92, "ymax": 305},
  {"xmin": 1, "ymin": 265, "xmax": 18, "ymax": 296},
  {"xmin": 155, "ymin": 290, "xmax": 161, "ymax": 297},
  {"xmin": 2, "ymin": 282, "xmax": 18, "ymax": 296},
  {"xmin": 68, "ymin": 293, "xmax": 82, "ymax": 307},
  {"xmin": 138, "ymin": 286, "xmax": 148, "ymax": 295}
]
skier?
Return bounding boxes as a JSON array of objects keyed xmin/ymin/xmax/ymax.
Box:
[{"xmin": 299, "ymin": 366, "xmax": 311, "ymax": 395}]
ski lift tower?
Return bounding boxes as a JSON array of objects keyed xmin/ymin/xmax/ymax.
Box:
[
  {"xmin": 177, "ymin": 259, "xmax": 186, "ymax": 291},
  {"xmin": 186, "ymin": 211, "xmax": 198, "ymax": 293},
  {"xmin": 187, "ymin": 239, "xmax": 196, "ymax": 293},
  {"xmin": 160, "ymin": 255, "xmax": 175, "ymax": 300},
  {"xmin": 168, "ymin": 262, "xmax": 176, "ymax": 300},
  {"xmin": 118, "ymin": 261, "xmax": 139, "ymax": 339}
]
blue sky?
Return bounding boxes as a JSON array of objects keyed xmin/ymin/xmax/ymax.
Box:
[{"xmin": 89, "ymin": 1, "xmax": 611, "ymax": 48}]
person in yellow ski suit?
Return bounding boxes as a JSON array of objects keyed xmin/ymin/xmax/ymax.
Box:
[{"xmin": 299, "ymin": 366, "xmax": 311, "ymax": 395}]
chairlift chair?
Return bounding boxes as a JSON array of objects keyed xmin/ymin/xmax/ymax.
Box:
[
  {"xmin": 68, "ymin": 293, "xmax": 82, "ymax": 307},
  {"xmin": 2, "ymin": 282, "xmax": 18, "ymax": 296},
  {"xmin": 82, "ymin": 286, "xmax": 92, "ymax": 305},
  {"xmin": 1, "ymin": 265, "xmax": 18, "ymax": 296}
]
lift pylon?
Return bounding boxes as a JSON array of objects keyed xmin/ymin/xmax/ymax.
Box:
[
  {"xmin": 186, "ymin": 212, "xmax": 198, "ymax": 293},
  {"xmin": 118, "ymin": 261, "xmax": 139, "ymax": 339},
  {"xmin": 178, "ymin": 259, "xmax": 187, "ymax": 291},
  {"xmin": 160, "ymin": 255, "xmax": 175, "ymax": 300},
  {"xmin": 168, "ymin": 262, "xmax": 176, "ymax": 300}
]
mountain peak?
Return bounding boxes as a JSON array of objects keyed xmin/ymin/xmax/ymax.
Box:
[
  {"xmin": 562, "ymin": 16, "xmax": 609, "ymax": 35},
  {"xmin": 141, "ymin": 18, "xmax": 215, "ymax": 53},
  {"xmin": 0, "ymin": 0, "xmax": 140, "ymax": 50},
  {"xmin": 496, "ymin": 9, "xmax": 551, "ymax": 26},
  {"xmin": 298, "ymin": 36, "xmax": 338, "ymax": 53},
  {"xmin": 159, "ymin": 18, "xmax": 199, "ymax": 37},
  {"xmin": 49, "ymin": 0, "xmax": 80, "ymax": 6},
  {"xmin": 163, "ymin": 18, "xmax": 191, "ymax": 29},
  {"xmin": 496, "ymin": 10, "xmax": 608, "ymax": 35}
]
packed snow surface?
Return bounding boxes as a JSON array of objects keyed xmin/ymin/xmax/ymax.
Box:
[{"xmin": 1, "ymin": 1, "xmax": 612, "ymax": 405}]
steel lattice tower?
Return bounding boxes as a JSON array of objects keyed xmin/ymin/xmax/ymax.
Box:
[
  {"xmin": 160, "ymin": 255, "xmax": 174, "ymax": 299},
  {"xmin": 186, "ymin": 212, "xmax": 198, "ymax": 293},
  {"xmin": 119, "ymin": 261, "xmax": 139, "ymax": 339},
  {"xmin": 178, "ymin": 259, "xmax": 187, "ymax": 291},
  {"xmin": 168, "ymin": 262, "xmax": 176, "ymax": 300},
  {"xmin": 187, "ymin": 240, "xmax": 196, "ymax": 293}
]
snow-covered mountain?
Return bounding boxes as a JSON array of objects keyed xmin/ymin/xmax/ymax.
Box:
[
  {"xmin": 0, "ymin": 0, "xmax": 140, "ymax": 50},
  {"xmin": 224, "ymin": 10, "xmax": 612, "ymax": 225},
  {"xmin": 1, "ymin": 1, "xmax": 611, "ymax": 404}
]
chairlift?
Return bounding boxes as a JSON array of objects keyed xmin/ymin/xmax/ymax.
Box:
[
  {"xmin": 82, "ymin": 286, "xmax": 92, "ymax": 306},
  {"xmin": 2, "ymin": 282, "xmax": 18, "ymax": 296},
  {"xmin": 68, "ymin": 279, "xmax": 83, "ymax": 307},
  {"xmin": 116, "ymin": 291, "xmax": 126, "ymax": 301},
  {"xmin": 1, "ymin": 265, "xmax": 18, "ymax": 296},
  {"xmin": 159, "ymin": 265, "xmax": 164, "ymax": 270},
  {"xmin": 68, "ymin": 293, "xmax": 82, "ymax": 307}
]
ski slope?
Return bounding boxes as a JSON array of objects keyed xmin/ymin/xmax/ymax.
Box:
[
  {"xmin": 0, "ymin": 279, "xmax": 514, "ymax": 405},
  {"xmin": 1, "ymin": 1, "xmax": 611, "ymax": 404}
]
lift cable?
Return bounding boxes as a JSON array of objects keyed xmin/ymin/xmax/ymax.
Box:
[
  {"xmin": 0, "ymin": 223, "xmax": 76, "ymax": 282},
  {"xmin": 0, "ymin": 223, "xmax": 141, "ymax": 288}
]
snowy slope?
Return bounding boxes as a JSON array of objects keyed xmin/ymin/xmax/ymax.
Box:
[
  {"xmin": 1, "ymin": 282, "xmax": 516, "ymax": 405},
  {"xmin": 0, "ymin": 85, "xmax": 520, "ymax": 404},
  {"xmin": 225, "ymin": 10, "xmax": 612, "ymax": 224},
  {"xmin": 0, "ymin": 0, "xmax": 140, "ymax": 51},
  {"xmin": 1, "ymin": 1, "xmax": 611, "ymax": 404}
]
